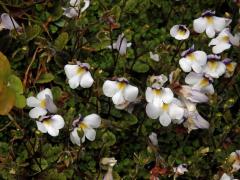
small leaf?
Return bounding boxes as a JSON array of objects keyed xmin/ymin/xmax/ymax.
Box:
[
  {"xmin": 8, "ymin": 74, "xmax": 23, "ymax": 94},
  {"xmin": 132, "ymin": 61, "xmax": 149, "ymax": 73},
  {"xmin": 102, "ymin": 131, "xmax": 116, "ymax": 146},
  {"xmin": 15, "ymin": 94, "xmax": 26, "ymax": 108},
  {"xmin": 25, "ymin": 24, "xmax": 41, "ymax": 42},
  {"xmin": 54, "ymin": 32, "xmax": 69, "ymax": 51},
  {"xmin": 36, "ymin": 73, "xmax": 55, "ymax": 84}
]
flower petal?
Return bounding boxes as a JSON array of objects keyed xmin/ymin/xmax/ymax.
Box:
[
  {"xmin": 146, "ymin": 103, "xmax": 161, "ymax": 119},
  {"xmin": 179, "ymin": 58, "xmax": 192, "ymax": 72},
  {"xmin": 83, "ymin": 114, "xmax": 101, "ymax": 128},
  {"xmin": 162, "ymin": 88, "xmax": 174, "ymax": 104},
  {"xmin": 70, "ymin": 128, "xmax": 81, "ymax": 146},
  {"xmin": 37, "ymin": 88, "xmax": 53, "ymax": 100},
  {"xmin": 26, "ymin": 97, "xmax": 41, "ymax": 107},
  {"xmin": 193, "ymin": 17, "xmax": 207, "ymax": 33},
  {"xmin": 36, "ymin": 121, "xmax": 47, "ymax": 133},
  {"xmin": 102, "ymin": 80, "xmax": 118, "ymax": 97},
  {"xmin": 80, "ymin": 71, "xmax": 94, "ymax": 88},
  {"xmin": 1, "ymin": 13, "xmax": 19, "ymax": 30},
  {"xmin": 185, "ymin": 72, "xmax": 202, "ymax": 85},
  {"xmin": 45, "ymin": 95, "xmax": 57, "ymax": 113},
  {"xmin": 112, "ymin": 91, "xmax": 125, "ymax": 105},
  {"xmin": 193, "ymin": 51, "xmax": 207, "ymax": 66},
  {"xmin": 64, "ymin": 65, "xmax": 79, "ymax": 79},
  {"xmin": 145, "ymin": 87, "xmax": 154, "ymax": 103},
  {"xmin": 159, "ymin": 112, "xmax": 171, "ymax": 126},
  {"xmin": 63, "ymin": 7, "xmax": 78, "ymax": 18},
  {"xmin": 81, "ymin": 0, "xmax": 90, "ymax": 12},
  {"xmin": 50, "ymin": 115, "xmax": 65, "ymax": 129},
  {"xmin": 169, "ymin": 103, "xmax": 184, "ymax": 120},
  {"xmin": 123, "ymin": 85, "xmax": 138, "ymax": 102},
  {"xmin": 29, "ymin": 107, "xmax": 47, "ymax": 119},
  {"xmin": 206, "ymin": 26, "xmax": 215, "ymax": 38},
  {"xmin": 192, "ymin": 63, "xmax": 203, "ymax": 73},
  {"xmin": 212, "ymin": 43, "xmax": 231, "ymax": 54},
  {"xmin": 84, "ymin": 128, "xmax": 96, "ymax": 141},
  {"xmin": 68, "ymin": 74, "xmax": 81, "ymax": 89},
  {"xmin": 213, "ymin": 17, "xmax": 231, "ymax": 32}
]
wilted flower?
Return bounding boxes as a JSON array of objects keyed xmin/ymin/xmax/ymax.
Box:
[
  {"xmin": 101, "ymin": 157, "xmax": 117, "ymax": 180},
  {"xmin": 193, "ymin": 10, "xmax": 231, "ymax": 38},
  {"xmin": 0, "ymin": 13, "xmax": 20, "ymax": 31},
  {"xmin": 222, "ymin": 58, "xmax": 237, "ymax": 78},
  {"xmin": 63, "ymin": 0, "xmax": 90, "ymax": 18},
  {"xmin": 149, "ymin": 132, "xmax": 158, "ymax": 146},
  {"xmin": 229, "ymin": 150, "xmax": 240, "ymax": 173},
  {"xmin": 170, "ymin": 25, "xmax": 190, "ymax": 40},
  {"xmin": 114, "ymin": 97, "xmax": 140, "ymax": 113},
  {"xmin": 203, "ymin": 54, "xmax": 226, "ymax": 78},
  {"xmin": 27, "ymin": 88, "xmax": 57, "ymax": 119},
  {"xmin": 146, "ymin": 83, "xmax": 174, "ymax": 107},
  {"xmin": 36, "ymin": 115, "xmax": 64, "ymax": 137},
  {"xmin": 103, "ymin": 78, "xmax": 139, "ymax": 105},
  {"xmin": 149, "ymin": 74, "xmax": 168, "ymax": 87},
  {"xmin": 209, "ymin": 28, "xmax": 240, "ymax": 54},
  {"xmin": 150, "ymin": 52, "xmax": 160, "ymax": 62},
  {"xmin": 179, "ymin": 45, "xmax": 207, "ymax": 73},
  {"xmin": 173, "ymin": 164, "xmax": 188, "ymax": 176},
  {"xmin": 182, "ymin": 99, "xmax": 209, "ymax": 133},
  {"xmin": 70, "ymin": 114, "xmax": 101, "ymax": 146},
  {"xmin": 146, "ymin": 98, "xmax": 184, "ymax": 126},
  {"xmin": 107, "ymin": 33, "xmax": 132, "ymax": 55},
  {"xmin": 185, "ymin": 72, "xmax": 214, "ymax": 95},
  {"xmin": 64, "ymin": 62, "xmax": 94, "ymax": 89}
]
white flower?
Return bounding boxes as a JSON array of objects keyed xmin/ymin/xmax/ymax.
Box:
[
  {"xmin": 173, "ymin": 164, "xmax": 188, "ymax": 176},
  {"xmin": 222, "ymin": 58, "xmax": 237, "ymax": 78},
  {"xmin": 107, "ymin": 33, "xmax": 132, "ymax": 55},
  {"xmin": 101, "ymin": 157, "xmax": 117, "ymax": 180},
  {"xmin": 146, "ymin": 83, "xmax": 174, "ymax": 107},
  {"xmin": 146, "ymin": 98, "xmax": 184, "ymax": 127},
  {"xmin": 209, "ymin": 28, "xmax": 240, "ymax": 54},
  {"xmin": 149, "ymin": 132, "xmax": 158, "ymax": 146},
  {"xmin": 70, "ymin": 114, "xmax": 101, "ymax": 146},
  {"xmin": 64, "ymin": 62, "xmax": 94, "ymax": 89},
  {"xmin": 185, "ymin": 72, "xmax": 214, "ymax": 95},
  {"xmin": 36, "ymin": 115, "xmax": 64, "ymax": 137},
  {"xmin": 0, "ymin": 13, "xmax": 20, "ymax": 31},
  {"xmin": 27, "ymin": 88, "xmax": 57, "ymax": 119},
  {"xmin": 170, "ymin": 25, "xmax": 190, "ymax": 40},
  {"xmin": 179, "ymin": 45, "xmax": 207, "ymax": 73},
  {"xmin": 103, "ymin": 78, "xmax": 138, "ymax": 105},
  {"xmin": 149, "ymin": 52, "xmax": 160, "ymax": 62},
  {"xmin": 203, "ymin": 55, "xmax": 226, "ymax": 78},
  {"xmin": 114, "ymin": 97, "xmax": 140, "ymax": 113},
  {"xmin": 193, "ymin": 10, "xmax": 231, "ymax": 38},
  {"xmin": 229, "ymin": 150, "xmax": 240, "ymax": 173},
  {"xmin": 182, "ymin": 99, "xmax": 209, "ymax": 133},
  {"xmin": 63, "ymin": 0, "xmax": 90, "ymax": 18},
  {"xmin": 220, "ymin": 173, "xmax": 237, "ymax": 180}
]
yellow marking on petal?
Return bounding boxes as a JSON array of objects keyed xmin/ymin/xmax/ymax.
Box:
[
  {"xmin": 162, "ymin": 103, "xmax": 169, "ymax": 111},
  {"xmin": 43, "ymin": 119, "xmax": 52, "ymax": 126},
  {"xmin": 79, "ymin": 122, "xmax": 88, "ymax": 130},
  {"xmin": 221, "ymin": 35, "xmax": 229, "ymax": 43},
  {"xmin": 117, "ymin": 82, "xmax": 127, "ymax": 90},
  {"xmin": 40, "ymin": 100, "xmax": 46, "ymax": 108},
  {"xmin": 206, "ymin": 16, "xmax": 214, "ymax": 24},
  {"xmin": 153, "ymin": 89, "xmax": 161, "ymax": 95},
  {"xmin": 77, "ymin": 67, "xmax": 86, "ymax": 75},
  {"xmin": 187, "ymin": 53, "xmax": 196, "ymax": 61},
  {"xmin": 200, "ymin": 78, "xmax": 209, "ymax": 87},
  {"xmin": 208, "ymin": 61, "xmax": 218, "ymax": 70},
  {"xmin": 177, "ymin": 30, "xmax": 186, "ymax": 36}
]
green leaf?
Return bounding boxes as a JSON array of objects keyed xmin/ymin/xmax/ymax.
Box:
[
  {"xmin": 25, "ymin": 24, "xmax": 41, "ymax": 42},
  {"xmin": 8, "ymin": 74, "xmax": 23, "ymax": 94},
  {"xmin": 132, "ymin": 61, "xmax": 149, "ymax": 73},
  {"xmin": 102, "ymin": 131, "xmax": 116, "ymax": 146},
  {"xmin": 54, "ymin": 32, "xmax": 69, "ymax": 51},
  {"xmin": 15, "ymin": 94, "xmax": 26, "ymax": 108},
  {"xmin": 36, "ymin": 73, "xmax": 55, "ymax": 84}
]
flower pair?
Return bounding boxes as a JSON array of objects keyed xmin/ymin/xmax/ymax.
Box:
[{"xmin": 27, "ymin": 88, "xmax": 64, "ymax": 136}]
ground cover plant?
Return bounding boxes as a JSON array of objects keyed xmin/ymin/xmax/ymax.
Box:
[{"xmin": 0, "ymin": 0, "xmax": 240, "ymax": 179}]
